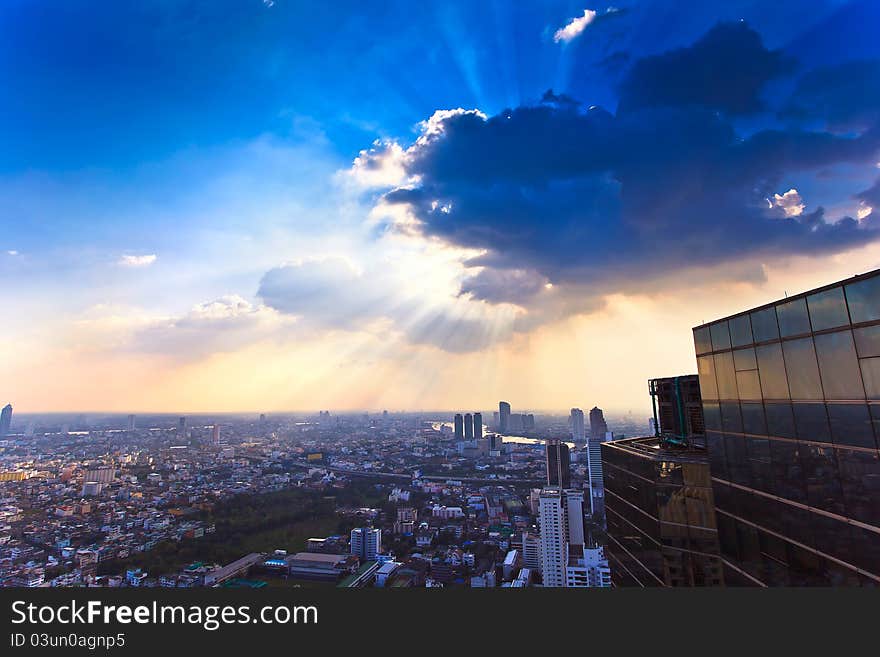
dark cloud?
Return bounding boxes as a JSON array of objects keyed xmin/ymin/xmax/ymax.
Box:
[
  {"xmin": 459, "ymin": 268, "xmax": 549, "ymax": 305},
  {"xmin": 618, "ymin": 22, "xmax": 793, "ymax": 115},
  {"xmin": 370, "ymin": 23, "xmax": 880, "ymax": 309},
  {"xmin": 856, "ymin": 179, "xmax": 880, "ymax": 209},
  {"xmin": 783, "ymin": 60, "xmax": 880, "ymax": 132}
]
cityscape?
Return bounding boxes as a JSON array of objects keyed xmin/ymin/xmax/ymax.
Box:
[
  {"xmin": 3, "ymin": 1, "xmax": 880, "ymax": 592},
  {"xmin": 3, "ymin": 269, "xmax": 880, "ymax": 588}
]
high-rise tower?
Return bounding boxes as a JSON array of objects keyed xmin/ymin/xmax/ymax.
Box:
[
  {"xmin": 453, "ymin": 414, "xmax": 464, "ymax": 441},
  {"xmin": 0, "ymin": 404, "xmax": 12, "ymax": 437},
  {"xmin": 499, "ymin": 401, "xmax": 511, "ymax": 433},
  {"xmin": 589, "ymin": 407, "xmax": 608, "ymax": 439},
  {"xmin": 546, "ymin": 439, "xmax": 572, "ymax": 489},
  {"xmin": 571, "ymin": 408, "xmax": 585, "ymax": 442}
]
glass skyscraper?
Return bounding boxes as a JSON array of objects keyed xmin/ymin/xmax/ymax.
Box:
[
  {"xmin": 602, "ymin": 375, "xmax": 723, "ymax": 587},
  {"xmin": 693, "ymin": 270, "xmax": 880, "ymax": 586},
  {"xmin": 602, "ymin": 436, "xmax": 723, "ymax": 587}
]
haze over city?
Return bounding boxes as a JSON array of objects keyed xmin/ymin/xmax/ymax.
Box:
[{"xmin": 3, "ymin": 0, "xmax": 880, "ymax": 413}]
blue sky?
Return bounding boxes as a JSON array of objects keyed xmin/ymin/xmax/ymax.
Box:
[{"xmin": 2, "ymin": 0, "xmax": 880, "ymax": 412}]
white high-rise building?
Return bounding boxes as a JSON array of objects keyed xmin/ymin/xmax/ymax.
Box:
[
  {"xmin": 570, "ymin": 408, "xmax": 585, "ymax": 442},
  {"xmin": 522, "ymin": 531, "xmax": 542, "ymax": 571},
  {"xmin": 565, "ymin": 489, "xmax": 586, "ymax": 546},
  {"xmin": 350, "ymin": 527, "xmax": 381, "ymax": 561},
  {"xmin": 566, "ymin": 545, "xmax": 612, "ymax": 588},
  {"xmin": 539, "ymin": 487, "xmax": 610, "ymax": 587},
  {"xmin": 538, "ymin": 489, "xmax": 568, "ymax": 587},
  {"xmin": 538, "ymin": 488, "xmax": 586, "ymax": 587}
]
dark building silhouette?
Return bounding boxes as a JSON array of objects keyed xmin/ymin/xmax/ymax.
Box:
[
  {"xmin": 694, "ymin": 269, "xmax": 880, "ymax": 586},
  {"xmin": 0, "ymin": 404, "xmax": 11, "ymax": 437},
  {"xmin": 473, "ymin": 412, "xmax": 483, "ymax": 441},
  {"xmin": 453, "ymin": 414, "xmax": 464, "ymax": 441},
  {"xmin": 499, "ymin": 401, "xmax": 511, "ymax": 433},
  {"xmin": 464, "ymin": 413, "xmax": 474, "ymax": 440},
  {"xmin": 589, "ymin": 407, "xmax": 608, "ymax": 439},
  {"xmin": 546, "ymin": 440, "xmax": 571, "ymax": 489}
]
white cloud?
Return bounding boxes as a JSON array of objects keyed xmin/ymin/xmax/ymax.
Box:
[
  {"xmin": 344, "ymin": 109, "xmax": 487, "ymax": 190},
  {"xmin": 347, "ymin": 141, "xmax": 411, "ymax": 189},
  {"xmin": 6, "ymin": 250, "xmax": 18, "ymax": 256},
  {"xmin": 554, "ymin": 9, "xmax": 598, "ymax": 43},
  {"xmin": 118, "ymin": 254, "xmax": 158, "ymax": 267},
  {"xmin": 74, "ymin": 296, "xmax": 289, "ymax": 360},
  {"xmin": 417, "ymin": 108, "xmax": 487, "ymax": 141},
  {"xmin": 771, "ymin": 189, "xmax": 805, "ymax": 217},
  {"xmin": 553, "ymin": 7, "xmax": 622, "ymax": 43}
]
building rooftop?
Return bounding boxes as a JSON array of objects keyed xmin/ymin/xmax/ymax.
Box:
[
  {"xmin": 602, "ymin": 436, "xmax": 709, "ymax": 464},
  {"xmin": 693, "ymin": 266, "xmax": 880, "ymax": 329},
  {"xmin": 289, "ymin": 552, "xmax": 348, "ymax": 564}
]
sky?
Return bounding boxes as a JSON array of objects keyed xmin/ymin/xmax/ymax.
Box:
[{"xmin": 2, "ymin": 0, "xmax": 880, "ymax": 415}]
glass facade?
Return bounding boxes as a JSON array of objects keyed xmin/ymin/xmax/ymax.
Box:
[
  {"xmin": 693, "ymin": 271, "xmax": 880, "ymax": 586},
  {"xmin": 601, "ymin": 437, "xmax": 724, "ymax": 587}
]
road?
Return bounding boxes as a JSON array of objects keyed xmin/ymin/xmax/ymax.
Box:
[{"xmin": 288, "ymin": 460, "xmax": 541, "ymax": 485}]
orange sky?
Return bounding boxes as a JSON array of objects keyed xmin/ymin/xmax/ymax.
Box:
[{"xmin": 6, "ymin": 244, "xmax": 879, "ymax": 415}]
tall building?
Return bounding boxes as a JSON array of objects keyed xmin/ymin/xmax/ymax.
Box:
[
  {"xmin": 350, "ymin": 527, "xmax": 381, "ymax": 561},
  {"xmin": 602, "ymin": 374, "xmax": 723, "ymax": 586},
  {"xmin": 453, "ymin": 414, "xmax": 464, "ymax": 441},
  {"xmin": 545, "ymin": 440, "xmax": 571, "ymax": 489},
  {"xmin": 694, "ymin": 270, "xmax": 880, "ymax": 586},
  {"xmin": 585, "ymin": 434, "xmax": 609, "ymax": 517},
  {"xmin": 0, "ymin": 404, "xmax": 11, "ymax": 437},
  {"xmin": 571, "ymin": 408, "xmax": 586, "ymax": 442},
  {"xmin": 127, "ymin": 414, "xmax": 136, "ymax": 431},
  {"xmin": 464, "ymin": 413, "xmax": 474, "ymax": 440},
  {"xmin": 499, "ymin": 401, "xmax": 511, "ymax": 433},
  {"xmin": 589, "ymin": 407, "xmax": 608, "ymax": 439},
  {"xmin": 211, "ymin": 424, "xmax": 220, "ymax": 445},
  {"xmin": 509, "ymin": 412, "xmax": 523, "ymax": 433},
  {"xmin": 538, "ymin": 488, "xmax": 589, "ymax": 587},
  {"xmin": 521, "ymin": 532, "xmax": 542, "ymax": 571},
  {"xmin": 602, "ymin": 435, "xmax": 723, "ymax": 587},
  {"xmin": 177, "ymin": 416, "xmax": 187, "ymax": 440},
  {"xmin": 472, "ymin": 412, "xmax": 483, "ymax": 441},
  {"xmin": 524, "ymin": 413, "xmax": 536, "ymax": 432}
]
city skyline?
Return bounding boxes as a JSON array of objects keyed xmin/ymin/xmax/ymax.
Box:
[
  {"xmin": 2, "ymin": 265, "xmax": 879, "ymax": 589},
  {"xmin": 4, "ymin": 1, "xmax": 880, "ymax": 413}
]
